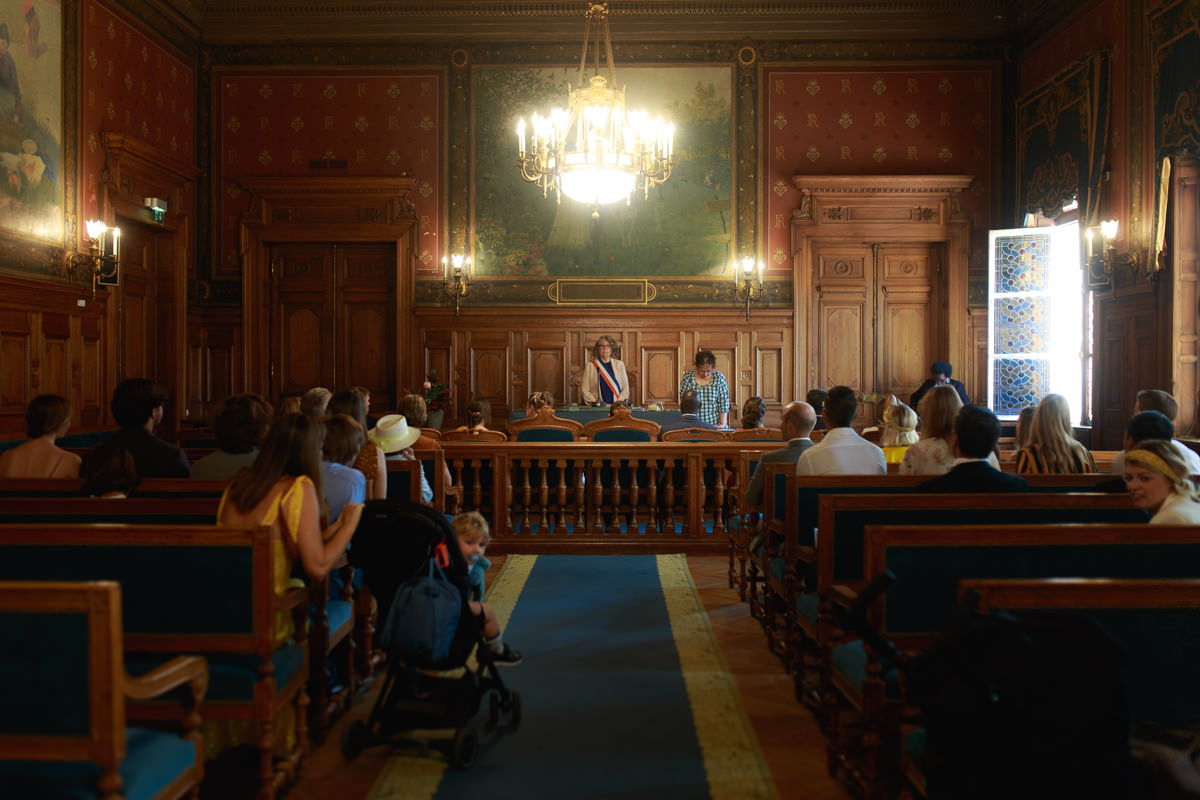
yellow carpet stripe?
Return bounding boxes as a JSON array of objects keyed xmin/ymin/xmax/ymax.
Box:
[
  {"xmin": 365, "ymin": 555, "xmax": 537, "ymax": 800},
  {"xmin": 658, "ymin": 553, "xmax": 780, "ymax": 800}
]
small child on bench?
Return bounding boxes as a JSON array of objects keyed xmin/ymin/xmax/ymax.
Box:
[{"xmin": 451, "ymin": 511, "xmax": 522, "ymax": 666}]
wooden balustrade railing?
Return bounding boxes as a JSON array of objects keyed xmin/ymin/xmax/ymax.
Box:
[{"xmin": 440, "ymin": 441, "xmax": 778, "ymax": 553}]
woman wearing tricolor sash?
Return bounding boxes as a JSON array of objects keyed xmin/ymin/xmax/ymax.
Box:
[{"xmin": 580, "ymin": 335, "xmax": 629, "ymax": 406}]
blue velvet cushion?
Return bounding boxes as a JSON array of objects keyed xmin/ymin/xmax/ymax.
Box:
[
  {"xmin": 905, "ymin": 727, "xmax": 928, "ymax": 775},
  {"xmin": 516, "ymin": 428, "xmax": 575, "ymax": 442},
  {"xmin": 593, "ymin": 429, "xmax": 652, "ymax": 442},
  {"xmin": 795, "ymin": 591, "xmax": 819, "ymax": 623},
  {"xmin": 0, "ymin": 727, "xmax": 195, "ymax": 800},
  {"xmin": 126, "ymin": 644, "xmax": 305, "ymax": 702},
  {"xmin": 768, "ymin": 556, "xmax": 786, "ymax": 584},
  {"xmin": 325, "ymin": 599, "xmax": 354, "ymax": 636},
  {"xmin": 830, "ymin": 640, "xmax": 902, "ymax": 700}
]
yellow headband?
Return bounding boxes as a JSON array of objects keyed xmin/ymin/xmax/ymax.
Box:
[{"xmin": 1125, "ymin": 449, "xmax": 1184, "ymax": 487}]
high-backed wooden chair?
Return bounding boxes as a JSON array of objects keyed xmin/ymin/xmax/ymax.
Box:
[
  {"xmin": 0, "ymin": 580, "xmax": 208, "ymax": 800},
  {"xmin": 442, "ymin": 428, "xmax": 508, "ymax": 442},
  {"xmin": 582, "ymin": 406, "xmax": 660, "ymax": 442},
  {"xmin": 661, "ymin": 427, "xmax": 730, "ymax": 442},
  {"xmin": 729, "ymin": 427, "xmax": 784, "ymax": 442},
  {"xmin": 419, "ymin": 427, "xmax": 443, "ymax": 441},
  {"xmin": 508, "ymin": 407, "xmax": 584, "ymax": 441}
]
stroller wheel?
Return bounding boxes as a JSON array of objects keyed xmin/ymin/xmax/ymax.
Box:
[
  {"xmin": 488, "ymin": 690, "xmax": 501, "ymax": 725},
  {"xmin": 451, "ymin": 725, "xmax": 479, "ymax": 770},
  {"xmin": 341, "ymin": 720, "xmax": 370, "ymax": 760},
  {"xmin": 508, "ymin": 689, "xmax": 522, "ymax": 729}
]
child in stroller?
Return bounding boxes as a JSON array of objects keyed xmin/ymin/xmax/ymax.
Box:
[{"xmin": 341, "ymin": 500, "xmax": 520, "ymax": 768}]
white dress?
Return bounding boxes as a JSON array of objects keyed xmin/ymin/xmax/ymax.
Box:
[{"xmin": 899, "ymin": 437, "xmax": 999, "ymax": 475}]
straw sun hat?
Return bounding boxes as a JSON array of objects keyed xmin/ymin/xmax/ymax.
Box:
[{"xmin": 369, "ymin": 414, "xmax": 421, "ymax": 454}]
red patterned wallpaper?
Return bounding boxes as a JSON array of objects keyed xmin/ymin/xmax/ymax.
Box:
[
  {"xmin": 216, "ymin": 70, "xmax": 442, "ymax": 278},
  {"xmin": 763, "ymin": 66, "xmax": 996, "ymax": 270},
  {"xmin": 81, "ymin": 0, "xmax": 195, "ymax": 239},
  {"xmin": 1018, "ymin": 0, "xmax": 1126, "ymax": 224}
]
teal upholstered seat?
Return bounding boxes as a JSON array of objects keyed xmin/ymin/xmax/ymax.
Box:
[
  {"xmin": 0, "ymin": 581, "xmax": 206, "ymax": 800},
  {"xmin": 831, "ymin": 640, "xmax": 902, "ymax": 699},
  {"xmin": 592, "ymin": 428, "xmax": 653, "ymax": 442},
  {"xmin": 516, "ymin": 428, "xmax": 577, "ymax": 442}
]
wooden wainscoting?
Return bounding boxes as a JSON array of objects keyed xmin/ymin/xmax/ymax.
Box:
[{"xmin": 411, "ymin": 307, "xmax": 793, "ymax": 426}]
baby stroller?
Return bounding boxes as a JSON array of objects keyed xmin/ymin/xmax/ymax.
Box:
[{"xmin": 340, "ymin": 500, "xmax": 521, "ymax": 768}]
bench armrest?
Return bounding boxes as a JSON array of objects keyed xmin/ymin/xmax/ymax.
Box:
[
  {"xmin": 830, "ymin": 583, "xmax": 858, "ymax": 611},
  {"xmin": 124, "ymin": 654, "xmax": 209, "ymax": 702},
  {"xmin": 276, "ymin": 585, "xmax": 309, "ymax": 613},
  {"xmin": 794, "ymin": 545, "xmax": 817, "ymax": 566}
]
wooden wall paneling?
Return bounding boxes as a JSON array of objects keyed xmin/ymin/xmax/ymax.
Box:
[
  {"xmin": 523, "ymin": 331, "xmax": 571, "ymax": 409},
  {"xmin": 40, "ymin": 313, "xmax": 72, "ymax": 402},
  {"xmin": 878, "ymin": 244, "xmax": 934, "ymax": 403},
  {"xmin": 1094, "ymin": 289, "xmax": 1158, "ymax": 449},
  {"xmin": 79, "ymin": 315, "xmax": 105, "ymax": 430},
  {"xmin": 968, "ymin": 307, "xmax": 989, "ymax": 407},
  {"xmin": 0, "ymin": 309, "xmax": 32, "ymax": 425},
  {"xmin": 185, "ymin": 308, "xmax": 206, "ymax": 424},
  {"xmin": 1172, "ymin": 157, "xmax": 1199, "ymax": 437},
  {"xmin": 274, "ymin": 243, "xmax": 335, "ymax": 398},
  {"xmin": 467, "ymin": 330, "xmax": 512, "ymax": 421},
  {"xmin": 752, "ymin": 326, "xmax": 787, "ymax": 408},
  {"xmin": 422, "ymin": 329, "xmax": 454, "ymax": 417},
  {"xmin": 338, "ymin": 243, "xmax": 397, "ymax": 412},
  {"xmin": 639, "ymin": 330, "xmax": 685, "ymax": 408},
  {"xmin": 205, "ymin": 313, "xmax": 241, "ymax": 415}
]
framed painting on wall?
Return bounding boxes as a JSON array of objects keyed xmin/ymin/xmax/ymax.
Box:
[
  {"xmin": 0, "ymin": 0, "xmax": 63, "ymax": 245},
  {"xmin": 471, "ymin": 64, "xmax": 734, "ymax": 279}
]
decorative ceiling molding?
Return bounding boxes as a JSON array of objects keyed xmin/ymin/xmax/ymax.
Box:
[{"xmin": 172, "ymin": 0, "xmax": 1073, "ymax": 46}]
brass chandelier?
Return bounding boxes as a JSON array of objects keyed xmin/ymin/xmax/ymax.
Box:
[{"xmin": 516, "ymin": 2, "xmax": 675, "ymax": 213}]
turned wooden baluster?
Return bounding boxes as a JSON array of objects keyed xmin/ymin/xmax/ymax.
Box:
[
  {"xmin": 589, "ymin": 461, "xmax": 604, "ymax": 534},
  {"xmin": 663, "ymin": 456, "xmax": 677, "ymax": 534},
  {"xmin": 712, "ymin": 458, "xmax": 727, "ymax": 536},
  {"xmin": 518, "ymin": 459, "xmax": 533, "ymax": 534},
  {"xmin": 647, "ymin": 459, "xmax": 659, "ymax": 534},
  {"xmin": 554, "ymin": 460, "xmax": 569, "ymax": 534},
  {"xmin": 574, "ymin": 462, "xmax": 587, "ymax": 532},
  {"xmin": 627, "ymin": 458, "xmax": 640, "ymax": 533},
  {"xmin": 536, "ymin": 458, "xmax": 551, "ymax": 532}
]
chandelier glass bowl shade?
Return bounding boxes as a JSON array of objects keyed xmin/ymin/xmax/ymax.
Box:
[{"xmin": 517, "ymin": 2, "xmax": 674, "ymax": 209}]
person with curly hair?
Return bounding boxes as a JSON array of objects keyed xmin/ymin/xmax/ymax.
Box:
[{"xmin": 740, "ymin": 396, "xmax": 766, "ymax": 429}]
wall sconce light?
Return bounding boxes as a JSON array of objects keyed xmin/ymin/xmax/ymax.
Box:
[
  {"xmin": 1085, "ymin": 219, "xmax": 1141, "ymax": 288},
  {"xmin": 442, "ymin": 253, "xmax": 472, "ymax": 317},
  {"xmin": 69, "ymin": 220, "xmax": 121, "ymax": 299},
  {"xmin": 732, "ymin": 256, "xmax": 763, "ymax": 321}
]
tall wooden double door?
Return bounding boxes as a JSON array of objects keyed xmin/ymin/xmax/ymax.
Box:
[
  {"xmin": 808, "ymin": 241, "xmax": 935, "ymax": 421},
  {"xmin": 271, "ymin": 242, "xmax": 397, "ymax": 410}
]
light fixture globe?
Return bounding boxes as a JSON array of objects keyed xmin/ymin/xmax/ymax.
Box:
[{"xmin": 517, "ymin": 2, "xmax": 674, "ymax": 212}]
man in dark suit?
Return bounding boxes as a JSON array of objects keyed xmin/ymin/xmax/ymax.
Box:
[
  {"xmin": 909, "ymin": 360, "xmax": 970, "ymax": 408},
  {"xmin": 94, "ymin": 378, "xmax": 191, "ymax": 479},
  {"xmin": 657, "ymin": 389, "xmax": 718, "ymax": 440},
  {"xmin": 743, "ymin": 400, "xmax": 817, "ymax": 506},
  {"xmin": 916, "ymin": 405, "xmax": 1027, "ymax": 493}
]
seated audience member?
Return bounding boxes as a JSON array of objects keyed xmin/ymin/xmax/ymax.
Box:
[
  {"xmin": 910, "ymin": 360, "xmax": 969, "ymax": 408},
  {"xmin": 191, "ymin": 393, "xmax": 273, "ymax": 479},
  {"xmin": 915, "ymin": 406, "xmax": 1029, "ymax": 493},
  {"xmin": 657, "ymin": 389, "xmax": 719, "ymax": 440},
  {"xmin": 451, "ymin": 511, "xmax": 522, "ymax": 665},
  {"xmin": 0, "ymin": 394, "xmax": 81, "ymax": 478},
  {"xmin": 300, "ymin": 387, "xmax": 332, "ymax": 419},
  {"xmin": 1015, "ymin": 394, "xmax": 1096, "ymax": 474},
  {"xmin": 1095, "ymin": 410, "xmax": 1177, "ymax": 493},
  {"xmin": 370, "ymin": 414, "xmax": 433, "ymax": 504},
  {"xmin": 354, "ymin": 384, "xmax": 379, "ymax": 430},
  {"xmin": 879, "ymin": 402, "xmax": 919, "ymax": 464},
  {"xmin": 454, "ymin": 398, "xmax": 495, "ymax": 432},
  {"xmin": 1123, "ymin": 439, "xmax": 1200, "ymax": 524},
  {"xmin": 330, "ymin": 388, "xmax": 386, "ymax": 500},
  {"xmin": 398, "ymin": 393, "xmax": 453, "ymax": 489},
  {"xmin": 277, "ymin": 395, "xmax": 303, "ymax": 417},
  {"xmin": 1109, "ymin": 389, "xmax": 1200, "ymax": 477},
  {"xmin": 860, "ymin": 393, "xmax": 897, "ymax": 443},
  {"xmin": 740, "ymin": 396, "xmax": 767, "ymax": 429},
  {"xmin": 94, "ymin": 378, "xmax": 190, "ymax": 478},
  {"xmin": 743, "ymin": 400, "xmax": 817, "ymax": 506},
  {"xmin": 796, "ymin": 385, "xmax": 886, "ymax": 475},
  {"xmin": 508, "ymin": 392, "xmax": 585, "ymax": 439},
  {"xmin": 1014, "ymin": 405, "xmax": 1036, "ymax": 450},
  {"xmin": 80, "ymin": 441, "xmax": 140, "ymax": 498},
  {"xmin": 321, "ymin": 413, "xmax": 367, "ymax": 524},
  {"xmin": 608, "ymin": 400, "xmax": 630, "ymax": 415},
  {"xmin": 806, "ymin": 388, "xmax": 829, "ymax": 432},
  {"xmin": 901, "ymin": 385, "xmax": 989, "ymax": 475}
]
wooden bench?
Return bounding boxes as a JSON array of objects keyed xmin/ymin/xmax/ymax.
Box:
[
  {"xmin": 0, "ymin": 524, "xmax": 308, "ymax": 800},
  {"xmin": 0, "ymin": 580, "xmax": 208, "ymax": 800},
  {"xmin": 0, "ymin": 477, "xmax": 232, "ymax": 497},
  {"xmin": 899, "ymin": 577, "xmax": 1200, "ymax": 799},
  {"xmin": 825, "ymin": 523, "xmax": 1200, "ymax": 800}
]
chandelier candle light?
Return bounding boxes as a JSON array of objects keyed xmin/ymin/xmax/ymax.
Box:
[
  {"xmin": 74, "ymin": 219, "xmax": 121, "ymax": 299},
  {"xmin": 516, "ymin": 2, "xmax": 675, "ymax": 218}
]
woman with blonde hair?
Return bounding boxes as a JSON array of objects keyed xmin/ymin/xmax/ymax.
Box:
[
  {"xmin": 1015, "ymin": 394, "xmax": 1096, "ymax": 474},
  {"xmin": 879, "ymin": 402, "xmax": 919, "ymax": 464},
  {"xmin": 1123, "ymin": 439, "xmax": 1200, "ymax": 524},
  {"xmin": 899, "ymin": 385, "xmax": 964, "ymax": 475}
]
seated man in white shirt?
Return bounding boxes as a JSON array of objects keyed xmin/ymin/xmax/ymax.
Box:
[
  {"xmin": 1109, "ymin": 389, "xmax": 1200, "ymax": 477},
  {"xmin": 796, "ymin": 385, "xmax": 887, "ymax": 475}
]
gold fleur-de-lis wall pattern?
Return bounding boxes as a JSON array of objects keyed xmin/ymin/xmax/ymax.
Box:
[
  {"xmin": 764, "ymin": 68, "xmax": 994, "ymax": 271},
  {"xmin": 82, "ymin": 0, "xmax": 195, "ymax": 235},
  {"xmin": 218, "ymin": 71, "xmax": 442, "ymax": 278}
]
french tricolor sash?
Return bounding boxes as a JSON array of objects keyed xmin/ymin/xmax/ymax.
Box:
[{"xmin": 594, "ymin": 359, "xmax": 621, "ymax": 400}]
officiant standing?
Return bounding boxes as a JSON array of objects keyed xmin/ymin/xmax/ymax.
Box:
[{"xmin": 581, "ymin": 335, "xmax": 629, "ymax": 406}]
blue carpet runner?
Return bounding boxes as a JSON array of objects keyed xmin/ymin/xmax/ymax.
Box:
[{"xmin": 367, "ymin": 554, "xmax": 777, "ymax": 800}]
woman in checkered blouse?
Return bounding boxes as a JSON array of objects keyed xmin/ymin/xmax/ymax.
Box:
[{"xmin": 678, "ymin": 349, "xmax": 730, "ymax": 428}]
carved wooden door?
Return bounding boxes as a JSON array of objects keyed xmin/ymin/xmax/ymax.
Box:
[
  {"xmin": 271, "ymin": 242, "xmax": 396, "ymax": 410},
  {"xmin": 810, "ymin": 242, "xmax": 934, "ymax": 425}
]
